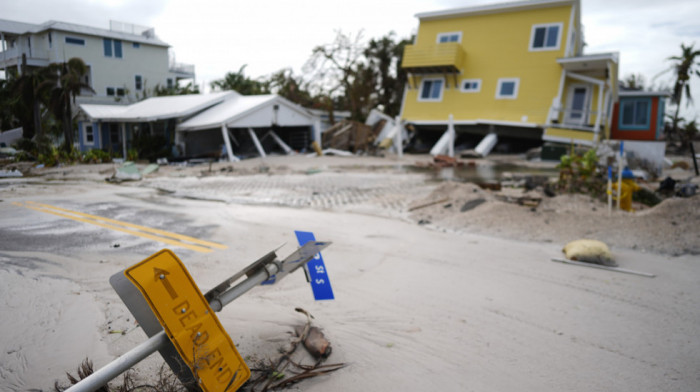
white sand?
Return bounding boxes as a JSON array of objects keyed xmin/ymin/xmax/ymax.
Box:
[{"xmin": 1, "ymin": 155, "xmax": 699, "ymax": 391}]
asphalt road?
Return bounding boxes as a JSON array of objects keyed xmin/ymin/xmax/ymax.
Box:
[{"xmin": 1, "ymin": 179, "xmax": 699, "ymax": 392}]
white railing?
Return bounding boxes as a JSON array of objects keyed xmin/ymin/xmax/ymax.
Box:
[
  {"xmin": 110, "ymin": 21, "xmax": 155, "ymax": 38},
  {"xmin": 547, "ymin": 105, "xmax": 603, "ymax": 132},
  {"xmin": 0, "ymin": 46, "xmax": 50, "ymax": 65},
  {"xmin": 169, "ymin": 62, "xmax": 195, "ymax": 75}
]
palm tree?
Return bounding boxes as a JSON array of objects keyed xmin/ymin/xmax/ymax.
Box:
[
  {"xmin": 38, "ymin": 58, "xmax": 93, "ymax": 151},
  {"xmin": 210, "ymin": 65, "xmax": 270, "ymax": 95},
  {"xmin": 4, "ymin": 65, "xmax": 45, "ymax": 139},
  {"xmin": 667, "ymin": 43, "xmax": 700, "ymax": 134}
]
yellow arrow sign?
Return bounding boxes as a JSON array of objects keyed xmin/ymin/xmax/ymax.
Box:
[{"xmin": 125, "ymin": 250, "xmax": 250, "ymax": 391}]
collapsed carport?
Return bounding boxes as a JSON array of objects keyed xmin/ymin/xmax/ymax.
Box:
[{"xmin": 176, "ymin": 94, "xmax": 320, "ymax": 161}]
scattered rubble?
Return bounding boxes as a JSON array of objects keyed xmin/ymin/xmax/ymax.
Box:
[
  {"xmin": 0, "ymin": 168, "xmax": 23, "ymax": 178},
  {"xmin": 321, "ymin": 120, "xmax": 377, "ymax": 153}
]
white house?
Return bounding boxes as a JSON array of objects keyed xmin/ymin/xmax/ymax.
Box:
[
  {"xmin": 0, "ymin": 18, "xmax": 194, "ymax": 104},
  {"xmin": 177, "ymin": 94, "xmax": 319, "ymax": 159},
  {"xmin": 78, "ymin": 92, "xmax": 320, "ymax": 160}
]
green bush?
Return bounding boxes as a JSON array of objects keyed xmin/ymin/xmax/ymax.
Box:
[
  {"xmin": 82, "ymin": 149, "xmax": 112, "ymax": 163},
  {"xmin": 558, "ymin": 148, "xmax": 604, "ymax": 196}
]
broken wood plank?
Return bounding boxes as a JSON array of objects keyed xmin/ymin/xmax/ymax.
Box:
[{"xmin": 408, "ymin": 198, "xmax": 450, "ymax": 212}]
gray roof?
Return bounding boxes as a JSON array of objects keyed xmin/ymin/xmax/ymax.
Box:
[
  {"xmin": 0, "ymin": 18, "xmax": 170, "ymax": 47},
  {"xmin": 80, "ymin": 91, "xmax": 236, "ymax": 122}
]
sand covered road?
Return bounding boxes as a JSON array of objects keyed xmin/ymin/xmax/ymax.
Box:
[{"xmin": 1, "ymin": 157, "xmax": 699, "ymax": 391}]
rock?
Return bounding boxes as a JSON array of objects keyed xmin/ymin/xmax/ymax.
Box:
[{"xmin": 295, "ymin": 326, "xmax": 331, "ymax": 359}]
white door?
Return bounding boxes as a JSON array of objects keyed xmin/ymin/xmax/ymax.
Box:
[{"xmin": 564, "ymin": 84, "xmax": 590, "ymax": 125}]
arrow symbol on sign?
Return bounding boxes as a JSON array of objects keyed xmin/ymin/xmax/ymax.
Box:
[{"xmin": 154, "ymin": 267, "xmax": 178, "ymax": 300}]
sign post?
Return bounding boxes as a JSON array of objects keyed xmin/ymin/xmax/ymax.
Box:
[{"xmin": 66, "ymin": 240, "xmax": 331, "ymax": 392}]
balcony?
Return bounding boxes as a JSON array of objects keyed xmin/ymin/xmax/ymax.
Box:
[
  {"xmin": 402, "ymin": 43, "xmax": 464, "ymax": 74},
  {"xmin": 0, "ymin": 46, "xmax": 50, "ymax": 68},
  {"xmin": 169, "ymin": 61, "xmax": 195, "ymax": 79}
]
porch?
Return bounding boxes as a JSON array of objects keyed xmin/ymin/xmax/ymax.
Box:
[{"xmin": 543, "ymin": 53, "xmax": 619, "ymax": 146}]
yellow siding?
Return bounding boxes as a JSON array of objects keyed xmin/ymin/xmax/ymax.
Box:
[
  {"xmin": 403, "ymin": 42, "xmax": 464, "ymax": 69},
  {"xmin": 544, "ymin": 127, "xmax": 595, "ymax": 141},
  {"xmin": 403, "ymin": 5, "xmax": 572, "ymax": 124}
]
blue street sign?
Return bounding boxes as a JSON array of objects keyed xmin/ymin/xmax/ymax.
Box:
[{"xmin": 295, "ymin": 230, "xmax": 335, "ymax": 301}]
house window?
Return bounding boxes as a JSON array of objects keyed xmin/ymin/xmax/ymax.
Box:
[
  {"xmin": 496, "ymin": 78, "xmax": 519, "ymax": 99},
  {"xmin": 419, "ymin": 78, "xmax": 444, "ymax": 101},
  {"xmin": 619, "ymin": 98, "xmax": 651, "ymax": 130},
  {"xmin": 132, "ymin": 42, "xmax": 140, "ymax": 48},
  {"xmin": 167, "ymin": 78, "xmax": 174, "ymax": 89},
  {"xmin": 114, "ymin": 40, "xmax": 122, "ymax": 58},
  {"xmin": 106, "ymin": 87, "xmax": 115, "ymax": 96},
  {"xmin": 103, "ymin": 38, "xmax": 112, "ymax": 56},
  {"xmin": 48, "ymin": 32, "xmax": 52, "ymax": 48},
  {"xmin": 437, "ymin": 32, "xmax": 462, "ymax": 44},
  {"xmin": 135, "ymin": 75, "xmax": 142, "ymax": 90},
  {"xmin": 460, "ymin": 79, "xmax": 481, "ymax": 93},
  {"xmin": 529, "ymin": 23, "xmax": 563, "ymax": 51},
  {"xmin": 84, "ymin": 124, "xmax": 94, "ymax": 145},
  {"xmin": 65, "ymin": 36, "xmax": 85, "ymax": 46},
  {"xmin": 103, "ymin": 38, "xmax": 123, "ymax": 58},
  {"xmin": 116, "ymin": 87, "xmax": 125, "ymax": 97}
]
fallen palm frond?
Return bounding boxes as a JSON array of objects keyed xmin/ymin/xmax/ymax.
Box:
[
  {"xmin": 54, "ymin": 358, "xmax": 140, "ymax": 392},
  {"xmin": 55, "ymin": 308, "xmax": 345, "ymax": 392}
]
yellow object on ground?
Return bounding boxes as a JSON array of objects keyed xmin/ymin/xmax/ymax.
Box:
[
  {"xmin": 615, "ymin": 179, "xmax": 641, "ymax": 211},
  {"xmin": 311, "ymin": 141, "xmax": 323, "ymax": 156},
  {"xmin": 563, "ymin": 239, "xmax": 616, "ymax": 266}
]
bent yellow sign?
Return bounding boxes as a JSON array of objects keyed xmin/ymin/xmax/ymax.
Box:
[{"xmin": 125, "ymin": 250, "xmax": 250, "ymax": 391}]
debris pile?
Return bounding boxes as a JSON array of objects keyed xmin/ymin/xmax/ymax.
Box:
[
  {"xmin": 107, "ymin": 162, "xmax": 159, "ymax": 183},
  {"xmin": 321, "ymin": 120, "xmax": 377, "ymax": 154}
]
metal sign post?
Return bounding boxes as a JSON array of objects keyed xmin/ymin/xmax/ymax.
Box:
[{"xmin": 66, "ymin": 240, "xmax": 331, "ymax": 392}]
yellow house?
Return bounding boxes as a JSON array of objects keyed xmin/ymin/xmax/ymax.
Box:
[{"xmin": 400, "ymin": 0, "xmax": 618, "ymax": 150}]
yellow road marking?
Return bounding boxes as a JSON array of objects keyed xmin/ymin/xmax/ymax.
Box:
[
  {"xmin": 26, "ymin": 201, "xmax": 227, "ymax": 249},
  {"xmin": 16, "ymin": 201, "xmax": 227, "ymax": 253}
]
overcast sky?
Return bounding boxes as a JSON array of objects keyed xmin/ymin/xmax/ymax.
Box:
[{"xmin": 2, "ymin": 0, "xmax": 699, "ymax": 119}]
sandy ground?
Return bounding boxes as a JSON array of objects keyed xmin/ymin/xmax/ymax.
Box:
[{"xmin": 1, "ymin": 154, "xmax": 699, "ymax": 391}]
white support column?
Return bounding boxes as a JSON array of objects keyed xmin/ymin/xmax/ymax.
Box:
[
  {"xmin": 594, "ymin": 84, "xmax": 604, "ymax": 142},
  {"xmin": 448, "ymin": 114, "xmax": 455, "ymax": 158},
  {"xmin": 604, "ymin": 89, "xmax": 613, "ymax": 132},
  {"xmin": 268, "ymin": 130, "xmax": 294, "ymax": 155},
  {"xmin": 553, "ymin": 70, "xmax": 567, "ymax": 122},
  {"xmin": 221, "ymin": 123, "xmax": 236, "ymax": 162},
  {"xmin": 394, "ymin": 115, "xmax": 403, "ymax": 158},
  {"xmin": 248, "ymin": 128, "xmax": 267, "ymax": 158},
  {"xmin": 313, "ymin": 119, "xmax": 322, "ymax": 145},
  {"xmin": 121, "ymin": 123, "xmax": 127, "ymax": 159}
]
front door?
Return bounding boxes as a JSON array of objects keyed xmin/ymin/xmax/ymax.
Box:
[{"xmin": 565, "ymin": 84, "xmax": 590, "ymax": 126}]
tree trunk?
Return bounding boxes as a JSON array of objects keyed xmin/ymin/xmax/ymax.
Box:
[
  {"xmin": 63, "ymin": 94, "xmax": 73, "ymax": 151},
  {"xmin": 32, "ymin": 99, "xmax": 42, "ymax": 139},
  {"xmin": 672, "ymin": 95, "xmax": 682, "ymax": 138}
]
